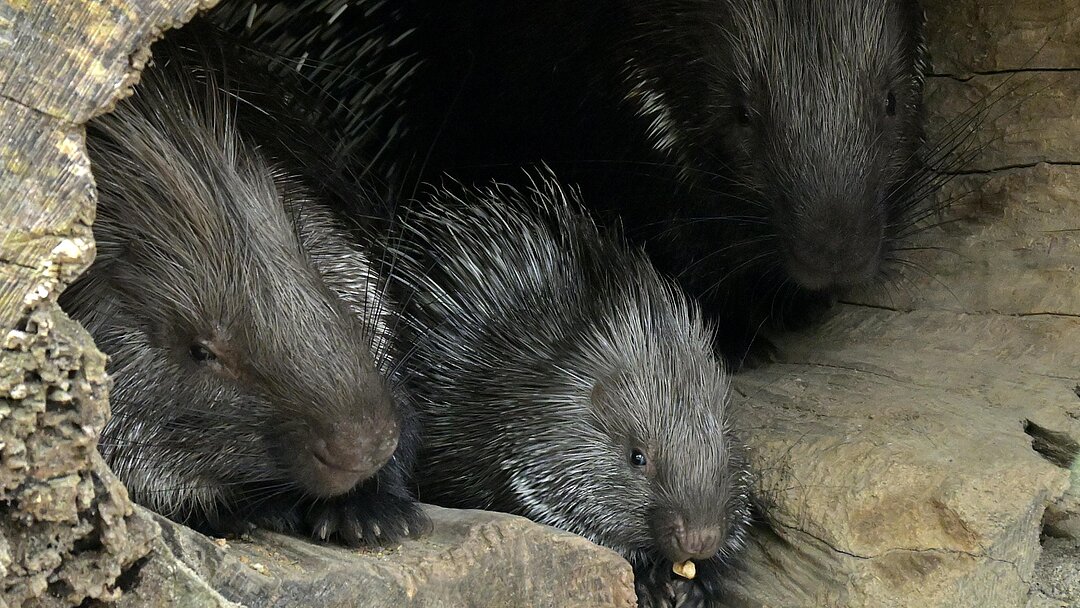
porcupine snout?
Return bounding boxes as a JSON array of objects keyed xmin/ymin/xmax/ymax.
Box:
[
  {"xmin": 281, "ymin": 349, "xmax": 402, "ymax": 497},
  {"xmin": 780, "ymin": 194, "xmax": 885, "ymax": 291},
  {"xmin": 652, "ymin": 510, "xmax": 726, "ymax": 563},
  {"xmin": 307, "ymin": 418, "xmax": 399, "ymax": 495}
]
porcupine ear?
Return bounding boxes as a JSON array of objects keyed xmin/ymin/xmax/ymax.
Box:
[
  {"xmin": 589, "ymin": 375, "xmax": 621, "ymax": 419},
  {"xmin": 590, "ymin": 378, "xmax": 610, "ymax": 410},
  {"xmin": 589, "ymin": 373, "xmax": 635, "ymax": 426}
]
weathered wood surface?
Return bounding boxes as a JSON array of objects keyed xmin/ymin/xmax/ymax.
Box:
[
  {"xmin": 0, "ymin": 1, "xmax": 218, "ymax": 606},
  {"xmin": 119, "ymin": 506, "xmax": 636, "ymax": 608}
]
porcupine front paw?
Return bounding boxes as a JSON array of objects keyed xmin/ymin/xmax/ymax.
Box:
[
  {"xmin": 635, "ymin": 564, "xmax": 708, "ymax": 608},
  {"xmin": 306, "ymin": 484, "xmax": 429, "ymax": 547},
  {"xmin": 734, "ymin": 334, "xmax": 781, "ymax": 371},
  {"xmin": 776, "ymin": 288, "xmax": 836, "ymax": 332},
  {"xmin": 671, "ymin": 578, "xmax": 708, "ymax": 608}
]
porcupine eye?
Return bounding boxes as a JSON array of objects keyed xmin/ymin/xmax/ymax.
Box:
[
  {"xmin": 189, "ymin": 343, "xmax": 217, "ymax": 363},
  {"xmin": 735, "ymin": 103, "xmax": 752, "ymax": 125},
  {"xmin": 885, "ymin": 91, "xmax": 897, "ymax": 116},
  {"xmin": 630, "ymin": 448, "xmax": 648, "ymax": 468}
]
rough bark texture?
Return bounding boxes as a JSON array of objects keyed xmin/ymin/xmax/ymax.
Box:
[
  {"xmin": 0, "ymin": 1, "xmax": 218, "ymax": 606},
  {"xmin": 1029, "ymin": 536, "xmax": 1080, "ymax": 607},
  {"xmin": 715, "ymin": 2, "xmax": 1080, "ymax": 607}
]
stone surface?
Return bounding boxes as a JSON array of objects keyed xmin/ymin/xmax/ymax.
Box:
[
  {"xmin": 119, "ymin": 505, "xmax": 636, "ymax": 608},
  {"xmin": 714, "ymin": 2, "xmax": 1080, "ymax": 607},
  {"xmin": 0, "ymin": 1, "xmax": 217, "ymax": 606},
  {"xmin": 921, "ymin": 0, "xmax": 1080, "ymax": 75},
  {"xmin": 1028, "ymin": 536, "xmax": 1080, "ymax": 608}
]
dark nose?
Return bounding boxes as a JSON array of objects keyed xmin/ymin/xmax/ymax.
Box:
[
  {"xmin": 673, "ymin": 524, "xmax": 724, "ymax": 561},
  {"xmin": 654, "ymin": 512, "xmax": 726, "ymax": 563},
  {"xmin": 783, "ymin": 210, "xmax": 884, "ymax": 291},
  {"xmin": 309, "ymin": 418, "xmax": 399, "ymax": 496}
]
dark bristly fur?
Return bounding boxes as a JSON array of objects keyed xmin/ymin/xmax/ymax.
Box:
[
  {"xmin": 390, "ymin": 170, "xmax": 752, "ymax": 607},
  {"xmin": 372, "ymin": 0, "xmax": 932, "ymax": 367},
  {"xmin": 61, "ymin": 22, "xmax": 424, "ymax": 545},
  {"xmin": 208, "ymin": 0, "xmax": 420, "ymax": 197},
  {"xmin": 621, "ymin": 0, "xmax": 931, "ymax": 346},
  {"xmin": 207, "ymin": 1, "xmax": 954, "ymax": 369}
]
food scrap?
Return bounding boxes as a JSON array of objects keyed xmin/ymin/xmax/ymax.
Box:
[{"xmin": 672, "ymin": 560, "xmax": 696, "ymax": 580}]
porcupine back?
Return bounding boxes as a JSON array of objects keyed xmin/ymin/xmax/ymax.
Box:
[
  {"xmin": 208, "ymin": 0, "xmax": 422, "ymax": 195},
  {"xmin": 395, "ymin": 0, "xmax": 933, "ymax": 366}
]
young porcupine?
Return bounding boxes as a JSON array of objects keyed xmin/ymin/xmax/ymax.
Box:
[
  {"xmin": 390, "ymin": 170, "xmax": 752, "ymax": 607},
  {"xmin": 61, "ymin": 22, "xmax": 424, "ymax": 545}
]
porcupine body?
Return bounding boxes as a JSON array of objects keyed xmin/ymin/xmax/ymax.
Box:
[
  {"xmin": 391, "ymin": 171, "xmax": 752, "ymax": 607},
  {"xmin": 62, "ymin": 21, "xmax": 423, "ymax": 545},
  {"xmin": 397, "ymin": 0, "xmax": 933, "ymax": 367}
]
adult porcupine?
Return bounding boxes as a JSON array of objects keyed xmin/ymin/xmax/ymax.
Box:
[
  {"xmin": 391, "ymin": 171, "xmax": 752, "ymax": 607},
  {"xmin": 394, "ymin": 0, "xmax": 934, "ymax": 366},
  {"xmin": 61, "ymin": 21, "xmax": 423, "ymax": 545}
]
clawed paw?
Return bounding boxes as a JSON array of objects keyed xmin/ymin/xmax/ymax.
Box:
[
  {"xmin": 669, "ymin": 578, "xmax": 707, "ymax": 608},
  {"xmin": 305, "ymin": 490, "xmax": 429, "ymax": 547},
  {"xmin": 636, "ymin": 577, "xmax": 707, "ymax": 608}
]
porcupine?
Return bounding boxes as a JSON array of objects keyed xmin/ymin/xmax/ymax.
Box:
[
  {"xmin": 390, "ymin": 171, "xmax": 752, "ymax": 607},
  {"xmin": 60, "ymin": 21, "xmax": 424, "ymax": 545},
  {"xmin": 397, "ymin": 0, "xmax": 934, "ymax": 367},
  {"xmin": 213, "ymin": 0, "xmax": 934, "ymax": 366}
]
